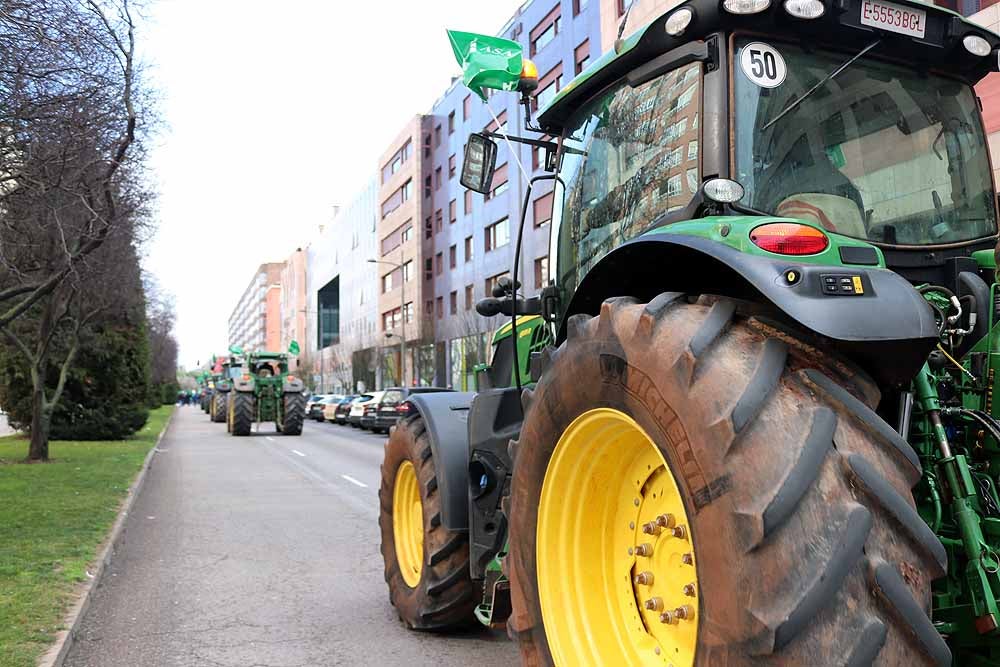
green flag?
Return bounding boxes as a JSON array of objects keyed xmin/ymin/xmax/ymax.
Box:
[
  {"xmin": 288, "ymin": 340, "xmax": 300, "ymax": 356},
  {"xmin": 229, "ymin": 345, "xmax": 244, "ymax": 356},
  {"xmin": 447, "ymin": 30, "xmax": 523, "ymax": 101}
]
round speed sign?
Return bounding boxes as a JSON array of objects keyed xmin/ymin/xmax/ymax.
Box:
[{"xmin": 740, "ymin": 42, "xmax": 787, "ymax": 88}]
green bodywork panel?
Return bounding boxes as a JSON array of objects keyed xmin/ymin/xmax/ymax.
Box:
[
  {"xmin": 238, "ymin": 351, "xmax": 301, "ymax": 425},
  {"xmin": 643, "ymin": 215, "xmax": 887, "ymax": 268}
]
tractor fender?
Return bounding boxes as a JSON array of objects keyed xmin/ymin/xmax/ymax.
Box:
[
  {"xmin": 406, "ymin": 391, "xmax": 476, "ymax": 532},
  {"xmin": 233, "ymin": 376, "xmax": 255, "ymax": 393},
  {"xmin": 562, "ymin": 233, "xmax": 939, "ymax": 386}
]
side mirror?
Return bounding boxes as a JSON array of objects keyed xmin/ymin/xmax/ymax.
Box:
[{"xmin": 461, "ymin": 132, "xmax": 498, "ymax": 195}]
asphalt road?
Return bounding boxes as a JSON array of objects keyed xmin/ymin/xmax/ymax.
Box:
[{"xmin": 65, "ymin": 406, "xmax": 518, "ymax": 667}]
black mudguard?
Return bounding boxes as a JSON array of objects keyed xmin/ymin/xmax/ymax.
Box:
[
  {"xmin": 563, "ymin": 233, "xmax": 940, "ymax": 386},
  {"xmin": 405, "ymin": 392, "xmax": 476, "ymax": 532}
]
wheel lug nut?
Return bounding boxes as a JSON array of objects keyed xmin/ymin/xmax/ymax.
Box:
[
  {"xmin": 634, "ymin": 571, "xmax": 654, "ymax": 586},
  {"xmin": 659, "ymin": 610, "xmax": 677, "ymax": 624},
  {"xmin": 655, "ymin": 513, "xmax": 676, "ymax": 529},
  {"xmin": 674, "ymin": 604, "xmax": 694, "ymax": 620},
  {"xmin": 681, "ymin": 553, "xmax": 694, "ymax": 565},
  {"xmin": 671, "ymin": 524, "xmax": 688, "ymax": 539},
  {"xmin": 644, "ymin": 597, "xmax": 664, "ymax": 611},
  {"xmin": 683, "ymin": 583, "xmax": 696, "ymax": 597},
  {"xmin": 642, "ymin": 521, "xmax": 661, "ymax": 535},
  {"xmin": 635, "ymin": 543, "xmax": 653, "ymax": 557}
]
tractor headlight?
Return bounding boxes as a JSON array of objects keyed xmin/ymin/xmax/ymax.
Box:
[
  {"xmin": 703, "ymin": 178, "xmax": 745, "ymax": 203},
  {"xmin": 964, "ymin": 35, "xmax": 991, "ymax": 57},
  {"xmin": 664, "ymin": 8, "xmax": 694, "ymax": 36},
  {"xmin": 783, "ymin": 0, "xmax": 824, "ymax": 18},
  {"xmin": 723, "ymin": 0, "xmax": 770, "ymax": 14}
]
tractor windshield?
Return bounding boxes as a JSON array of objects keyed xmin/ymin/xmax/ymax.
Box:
[{"xmin": 733, "ymin": 38, "xmax": 996, "ymax": 246}]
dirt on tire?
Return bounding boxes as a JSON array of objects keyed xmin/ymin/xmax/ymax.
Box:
[
  {"xmin": 505, "ymin": 294, "xmax": 949, "ymax": 667},
  {"xmin": 378, "ymin": 414, "xmax": 477, "ymax": 631}
]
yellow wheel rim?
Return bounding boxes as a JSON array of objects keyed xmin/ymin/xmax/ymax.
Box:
[
  {"xmin": 537, "ymin": 408, "xmax": 699, "ymax": 666},
  {"xmin": 393, "ymin": 460, "xmax": 424, "ymax": 588}
]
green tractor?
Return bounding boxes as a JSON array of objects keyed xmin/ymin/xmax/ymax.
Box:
[
  {"xmin": 209, "ymin": 355, "xmax": 243, "ymax": 424},
  {"xmin": 378, "ymin": 3, "xmax": 1000, "ymax": 665},
  {"xmin": 227, "ymin": 350, "xmax": 306, "ymax": 436},
  {"xmin": 197, "ymin": 372, "xmax": 212, "ymax": 413}
]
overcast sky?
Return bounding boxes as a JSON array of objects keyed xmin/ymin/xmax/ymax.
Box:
[{"xmin": 140, "ymin": 1, "xmax": 519, "ymax": 369}]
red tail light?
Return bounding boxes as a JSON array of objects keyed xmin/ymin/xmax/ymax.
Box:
[
  {"xmin": 750, "ymin": 223, "xmax": 829, "ymax": 255},
  {"xmin": 397, "ymin": 403, "xmax": 412, "ymax": 414}
]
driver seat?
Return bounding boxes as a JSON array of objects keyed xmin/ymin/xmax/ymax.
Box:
[{"xmin": 775, "ymin": 193, "xmax": 867, "ymax": 239}]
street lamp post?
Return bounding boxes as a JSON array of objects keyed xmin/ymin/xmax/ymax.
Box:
[{"xmin": 367, "ymin": 254, "xmax": 406, "ymax": 387}]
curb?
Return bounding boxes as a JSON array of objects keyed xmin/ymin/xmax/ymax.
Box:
[{"xmin": 38, "ymin": 409, "xmax": 176, "ymax": 667}]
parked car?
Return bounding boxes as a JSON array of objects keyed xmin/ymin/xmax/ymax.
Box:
[
  {"xmin": 322, "ymin": 394, "xmax": 352, "ymax": 422},
  {"xmin": 372, "ymin": 387, "xmax": 453, "ymax": 434},
  {"xmin": 348, "ymin": 392, "xmax": 382, "ymax": 428},
  {"xmin": 307, "ymin": 394, "xmax": 341, "ymax": 421},
  {"xmin": 331, "ymin": 395, "xmax": 358, "ymax": 425},
  {"xmin": 361, "ymin": 401, "xmax": 379, "ymax": 431}
]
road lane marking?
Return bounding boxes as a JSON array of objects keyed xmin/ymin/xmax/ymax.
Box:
[
  {"xmin": 292, "ymin": 449, "xmax": 306, "ymax": 457},
  {"xmin": 266, "ymin": 436, "xmax": 275, "ymax": 442},
  {"xmin": 341, "ymin": 474, "xmax": 368, "ymax": 488}
]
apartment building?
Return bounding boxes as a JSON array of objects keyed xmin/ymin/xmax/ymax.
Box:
[
  {"xmin": 279, "ymin": 248, "xmax": 308, "ymax": 362},
  {"xmin": 228, "ymin": 262, "xmax": 285, "ymax": 352},
  {"xmin": 375, "ymin": 116, "xmax": 437, "ymax": 387},
  {"xmin": 306, "ymin": 181, "xmax": 380, "ymax": 393},
  {"xmin": 425, "ymin": 0, "xmax": 602, "ymax": 389}
]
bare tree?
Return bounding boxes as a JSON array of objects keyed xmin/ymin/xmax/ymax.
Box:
[
  {"xmin": 0, "ymin": 0, "xmax": 146, "ymax": 459},
  {"xmin": 146, "ymin": 276, "xmax": 178, "ymax": 398}
]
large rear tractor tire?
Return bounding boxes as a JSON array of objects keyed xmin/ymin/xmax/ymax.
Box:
[
  {"xmin": 505, "ymin": 295, "xmax": 949, "ymax": 667},
  {"xmin": 231, "ymin": 391, "xmax": 254, "ymax": 437},
  {"xmin": 212, "ymin": 392, "xmax": 227, "ymax": 423},
  {"xmin": 281, "ymin": 392, "xmax": 306, "ymax": 436},
  {"xmin": 379, "ymin": 415, "xmax": 476, "ymax": 630}
]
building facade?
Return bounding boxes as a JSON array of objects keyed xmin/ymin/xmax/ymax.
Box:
[
  {"xmin": 279, "ymin": 248, "xmax": 308, "ymax": 364},
  {"xmin": 228, "ymin": 262, "xmax": 285, "ymax": 352},
  {"xmin": 305, "ymin": 180, "xmax": 380, "ymax": 393},
  {"xmin": 424, "ymin": 0, "xmax": 603, "ymax": 389}
]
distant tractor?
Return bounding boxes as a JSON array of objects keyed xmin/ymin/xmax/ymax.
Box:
[
  {"xmin": 227, "ymin": 351, "xmax": 306, "ymax": 436},
  {"xmin": 210, "ymin": 355, "xmax": 242, "ymax": 424}
]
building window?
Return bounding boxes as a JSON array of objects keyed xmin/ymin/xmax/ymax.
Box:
[
  {"xmin": 575, "ymin": 39, "xmax": 590, "ymax": 75},
  {"xmin": 381, "ymin": 271, "xmax": 395, "ymax": 293},
  {"xmin": 424, "ymin": 174, "xmax": 432, "ymax": 198},
  {"xmin": 485, "ymin": 217, "xmax": 510, "ymax": 252},
  {"xmin": 484, "ymin": 110, "xmax": 508, "ymax": 135},
  {"xmin": 533, "ymin": 192, "xmax": 554, "ymax": 227},
  {"xmin": 465, "ymin": 284, "xmax": 474, "ymax": 310},
  {"xmin": 534, "ymin": 256, "xmax": 549, "ymax": 289},
  {"xmin": 381, "ymin": 179, "xmax": 412, "ymax": 218},
  {"xmin": 449, "ymin": 245, "xmax": 456, "ymax": 269},
  {"xmin": 485, "ymin": 271, "xmax": 510, "ymax": 297},
  {"xmin": 486, "ymin": 163, "xmax": 509, "ymax": 200},
  {"xmin": 424, "ymin": 258, "xmax": 433, "ymax": 280},
  {"xmin": 424, "ymin": 216, "xmax": 432, "ymax": 240},
  {"xmin": 382, "ymin": 307, "xmax": 402, "ymax": 331},
  {"xmin": 617, "ymin": 0, "xmax": 632, "ymax": 17},
  {"xmin": 402, "ymin": 260, "xmax": 413, "ymax": 282},
  {"xmin": 435, "ymin": 166, "xmax": 442, "ymax": 190},
  {"xmin": 435, "ymin": 209, "xmax": 443, "ymax": 232},
  {"xmin": 573, "ymin": 0, "xmax": 589, "ymax": 15},
  {"xmin": 423, "ymin": 133, "xmax": 431, "ymax": 158},
  {"xmin": 530, "ymin": 5, "xmax": 561, "ymax": 56},
  {"xmin": 465, "ymin": 235, "xmax": 473, "ymax": 262},
  {"xmin": 664, "ymin": 174, "xmax": 683, "ymax": 198},
  {"xmin": 463, "ymin": 94, "xmax": 472, "ymax": 121},
  {"xmin": 688, "ymin": 140, "xmax": 699, "ymax": 162},
  {"xmin": 435, "ymin": 252, "xmax": 443, "ymax": 275},
  {"xmin": 448, "ymin": 111, "xmax": 455, "ymax": 134},
  {"xmin": 450, "ymin": 291, "xmax": 458, "ymax": 315},
  {"xmin": 425, "ymin": 299, "xmax": 433, "ymax": 315},
  {"xmin": 449, "ymin": 199, "xmax": 457, "ymax": 224},
  {"xmin": 464, "ymin": 189, "xmax": 473, "ymax": 215},
  {"xmin": 436, "ymin": 296, "xmax": 444, "ymax": 319},
  {"xmin": 434, "ymin": 124, "xmax": 442, "ymax": 147},
  {"xmin": 381, "ymin": 220, "xmax": 413, "ymax": 255},
  {"xmin": 534, "ymin": 64, "xmax": 563, "ymax": 111},
  {"xmin": 401, "ymin": 225, "xmax": 413, "ymax": 243},
  {"xmin": 448, "ymin": 154, "xmax": 456, "ymax": 179},
  {"xmin": 381, "ymin": 139, "xmax": 412, "ymax": 183}
]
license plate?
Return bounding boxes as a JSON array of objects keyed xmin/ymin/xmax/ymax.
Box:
[{"xmin": 860, "ymin": 0, "xmax": 926, "ymax": 38}]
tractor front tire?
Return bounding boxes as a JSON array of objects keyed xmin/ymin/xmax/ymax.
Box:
[
  {"xmin": 379, "ymin": 414, "xmax": 476, "ymax": 631},
  {"xmin": 231, "ymin": 392, "xmax": 254, "ymax": 437},
  {"xmin": 282, "ymin": 392, "xmax": 306, "ymax": 436},
  {"xmin": 505, "ymin": 295, "xmax": 949, "ymax": 667},
  {"xmin": 212, "ymin": 392, "xmax": 227, "ymax": 423}
]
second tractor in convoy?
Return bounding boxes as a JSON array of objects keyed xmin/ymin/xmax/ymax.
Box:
[{"xmin": 226, "ymin": 350, "xmax": 306, "ymax": 436}]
